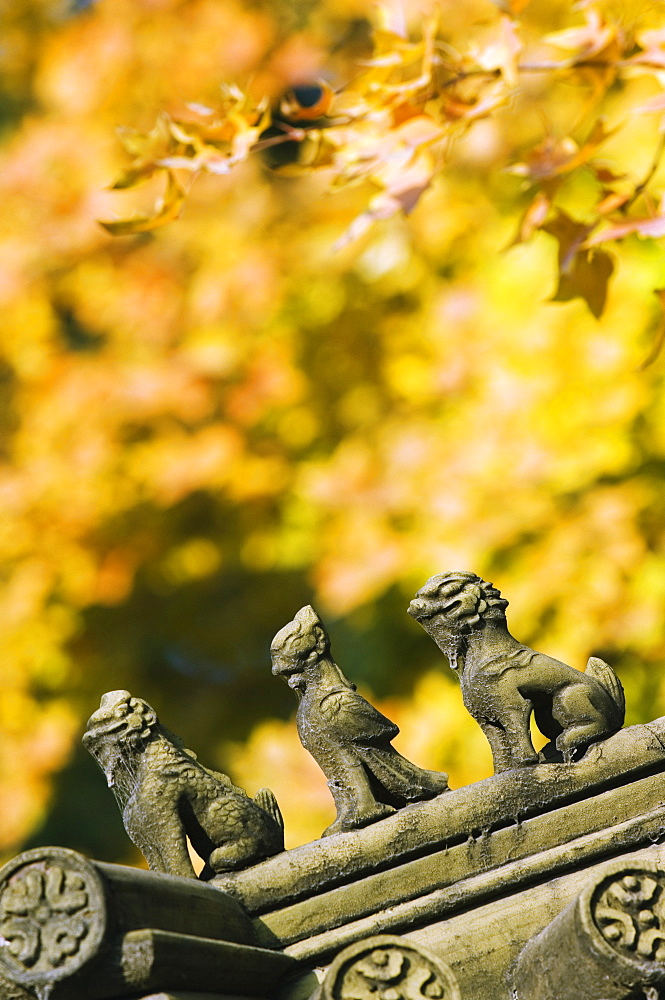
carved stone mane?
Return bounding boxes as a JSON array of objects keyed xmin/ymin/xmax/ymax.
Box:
[
  {"xmin": 83, "ymin": 691, "xmax": 186, "ymax": 809},
  {"xmin": 408, "ymin": 571, "xmax": 509, "ymax": 668},
  {"xmin": 409, "ymin": 571, "xmax": 509, "ymax": 630}
]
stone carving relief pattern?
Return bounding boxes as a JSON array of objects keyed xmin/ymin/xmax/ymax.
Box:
[
  {"xmin": 323, "ymin": 937, "xmax": 459, "ymax": 1000},
  {"xmin": 0, "ymin": 864, "xmax": 92, "ymax": 974},
  {"xmin": 593, "ymin": 871, "xmax": 665, "ymax": 962}
]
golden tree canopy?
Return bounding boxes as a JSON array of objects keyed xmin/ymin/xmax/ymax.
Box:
[{"xmin": 1, "ymin": 0, "xmax": 665, "ymax": 858}]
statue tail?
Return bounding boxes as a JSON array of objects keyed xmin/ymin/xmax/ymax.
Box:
[
  {"xmin": 586, "ymin": 656, "xmax": 625, "ymax": 726},
  {"xmin": 254, "ymin": 787, "xmax": 284, "ymax": 833}
]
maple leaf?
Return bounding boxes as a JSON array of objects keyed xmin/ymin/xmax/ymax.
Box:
[
  {"xmin": 163, "ymin": 92, "xmax": 271, "ymax": 173},
  {"xmin": 331, "ymin": 116, "xmax": 444, "ymax": 247},
  {"xmin": 98, "ymin": 1, "xmax": 655, "ymax": 258},
  {"xmin": 511, "ymin": 120, "xmax": 616, "ymax": 181},
  {"xmin": 586, "ymin": 212, "xmax": 665, "ymax": 245},
  {"xmin": 639, "ymin": 289, "xmax": 665, "ymax": 368},
  {"xmin": 441, "ymin": 78, "xmax": 510, "ymax": 124},
  {"xmin": 544, "ymin": 210, "xmax": 614, "ymax": 317},
  {"xmin": 111, "ymin": 113, "xmax": 174, "ymax": 189},
  {"xmin": 544, "ymin": 210, "xmax": 592, "ymax": 268},
  {"xmin": 352, "ymin": 15, "xmax": 439, "ymax": 107},
  {"xmin": 100, "ymin": 87, "xmax": 270, "ymax": 232},
  {"xmin": 627, "ymin": 28, "xmax": 665, "ymax": 75},
  {"xmin": 551, "ymin": 247, "xmax": 615, "ymax": 318}
]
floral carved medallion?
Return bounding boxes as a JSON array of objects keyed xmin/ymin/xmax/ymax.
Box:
[
  {"xmin": 0, "ymin": 848, "xmax": 105, "ymax": 987},
  {"xmin": 592, "ymin": 869, "xmax": 665, "ymax": 964},
  {"xmin": 320, "ymin": 934, "xmax": 460, "ymax": 1000}
]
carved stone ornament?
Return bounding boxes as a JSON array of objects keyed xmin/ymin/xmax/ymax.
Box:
[
  {"xmin": 512, "ymin": 860, "xmax": 665, "ymax": 1000},
  {"xmin": 592, "ymin": 867, "xmax": 665, "ymax": 966},
  {"xmin": 318, "ymin": 934, "xmax": 460, "ymax": 1000},
  {"xmin": 409, "ymin": 571, "xmax": 625, "ymax": 773},
  {"xmin": 271, "ymin": 606, "xmax": 449, "ymax": 836},
  {"xmin": 0, "ymin": 847, "xmax": 106, "ymax": 993},
  {"xmin": 83, "ymin": 690, "xmax": 284, "ymax": 878}
]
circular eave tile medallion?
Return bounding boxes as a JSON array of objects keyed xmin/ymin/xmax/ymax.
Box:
[
  {"xmin": 0, "ymin": 848, "xmax": 107, "ymax": 989},
  {"xmin": 321, "ymin": 933, "xmax": 460, "ymax": 1000}
]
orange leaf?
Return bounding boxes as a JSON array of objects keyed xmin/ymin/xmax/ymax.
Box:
[
  {"xmin": 510, "ymin": 190, "xmax": 551, "ymax": 247},
  {"xmin": 586, "ymin": 214, "xmax": 665, "ymax": 244},
  {"xmin": 594, "ymin": 190, "xmax": 632, "ymax": 215}
]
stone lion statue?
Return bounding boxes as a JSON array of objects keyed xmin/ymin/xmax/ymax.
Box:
[
  {"xmin": 83, "ymin": 690, "xmax": 284, "ymax": 878},
  {"xmin": 408, "ymin": 572, "xmax": 625, "ymax": 772}
]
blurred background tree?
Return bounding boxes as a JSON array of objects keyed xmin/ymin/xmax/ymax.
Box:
[{"xmin": 1, "ymin": 0, "xmax": 665, "ymax": 863}]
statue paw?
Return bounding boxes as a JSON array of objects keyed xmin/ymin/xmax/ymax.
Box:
[
  {"xmin": 406, "ymin": 771, "xmax": 450, "ymax": 800},
  {"xmin": 495, "ymin": 754, "xmax": 539, "ymax": 772},
  {"xmin": 354, "ymin": 802, "xmax": 395, "ymax": 826},
  {"xmin": 512, "ymin": 755, "xmax": 539, "ymax": 768},
  {"xmin": 322, "ymin": 802, "xmax": 395, "ymax": 836}
]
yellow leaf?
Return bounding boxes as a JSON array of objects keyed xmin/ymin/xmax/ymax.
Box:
[
  {"xmin": 99, "ymin": 171, "xmax": 186, "ymax": 235},
  {"xmin": 473, "ymin": 17, "xmax": 523, "ymax": 88}
]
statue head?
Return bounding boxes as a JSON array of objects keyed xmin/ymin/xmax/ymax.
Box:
[
  {"xmin": 408, "ymin": 572, "xmax": 509, "ymax": 664},
  {"xmin": 271, "ymin": 606, "xmax": 330, "ymax": 689},
  {"xmin": 82, "ymin": 690, "xmax": 159, "ymax": 792}
]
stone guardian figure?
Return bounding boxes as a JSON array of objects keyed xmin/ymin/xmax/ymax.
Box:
[
  {"xmin": 271, "ymin": 606, "xmax": 449, "ymax": 836},
  {"xmin": 408, "ymin": 571, "xmax": 625, "ymax": 773}
]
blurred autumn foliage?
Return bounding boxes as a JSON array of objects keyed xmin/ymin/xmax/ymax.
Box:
[{"xmin": 2, "ymin": 0, "xmax": 665, "ymax": 861}]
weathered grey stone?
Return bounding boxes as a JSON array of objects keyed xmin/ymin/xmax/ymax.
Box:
[
  {"xmin": 8, "ymin": 577, "xmax": 665, "ymax": 1000},
  {"xmin": 400, "ymin": 845, "xmax": 665, "ymax": 1000},
  {"xmin": 313, "ymin": 934, "xmax": 460, "ymax": 1000},
  {"xmin": 137, "ymin": 994, "xmax": 261, "ymax": 1000},
  {"xmin": 271, "ymin": 606, "xmax": 448, "ymax": 836},
  {"xmin": 117, "ymin": 929, "xmax": 296, "ymax": 997},
  {"xmin": 408, "ymin": 571, "xmax": 625, "ymax": 772},
  {"xmin": 511, "ymin": 860, "xmax": 665, "ymax": 1000},
  {"xmin": 0, "ymin": 847, "xmax": 294, "ymax": 1000},
  {"xmin": 137, "ymin": 994, "xmax": 269, "ymax": 1000},
  {"xmin": 213, "ymin": 719, "xmax": 665, "ymax": 928},
  {"xmin": 83, "ymin": 691, "xmax": 284, "ymax": 878}
]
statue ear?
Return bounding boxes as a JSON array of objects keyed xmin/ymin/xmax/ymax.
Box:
[
  {"xmin": 125, "ymin": 699, "xmax": 157, "ymax": 743},
  {"xmin": 303, "ymin": 643, "xmax": 320, "ymax": 666}
]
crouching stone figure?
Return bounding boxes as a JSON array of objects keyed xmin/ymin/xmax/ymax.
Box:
[
  {"xmin": 83, "ymin": 690, "xmax": 284, "ymax": 878},
  {"xmin": 271, "ymin": 606, "xmax": 449, "ymax": 836},
  {"xmin": 409, "ymin": 571, "xmax": 625, "ymax": 773}
]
